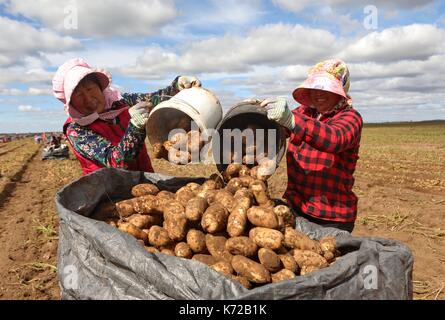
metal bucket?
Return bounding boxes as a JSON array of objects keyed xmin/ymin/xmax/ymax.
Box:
[
  {"xmin": 146, "ymin": 87, "xmax": 223, "ymax": 146},
  {"xmin": 212, "ymin": 101, "xmax": 287, "ymax": 173}
]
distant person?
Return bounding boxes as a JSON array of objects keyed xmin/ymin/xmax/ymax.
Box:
[
  {"xmin": 260, "ymin": 59, "xmax": 363, "ymax": 232},
  {"xmin": 52, "ymin": 58, "xmax": 201, "ymax": 175}
]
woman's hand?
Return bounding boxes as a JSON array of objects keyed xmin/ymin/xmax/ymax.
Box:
[
  {"xmin": 177, "ymin": 76, "xmax": 201, "ymax": 90},
  {"xmin": 260, "ymin": 97, "xmax": 295, "ymax": 130},
  {"xmin": 129, "ymin": 101, "xmax": 153, "ymax": 129}
]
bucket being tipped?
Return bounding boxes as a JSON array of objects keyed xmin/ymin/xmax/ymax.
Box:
[{"xmin": 146, "ymin": 87, "xmax": 223, "ymax": 147}]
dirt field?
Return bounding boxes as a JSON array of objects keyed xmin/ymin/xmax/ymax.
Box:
[{"xmin": 0, "ymin": 121, "xmax": 444, "ymax": 300}]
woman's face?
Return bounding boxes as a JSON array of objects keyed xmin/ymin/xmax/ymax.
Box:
[
  {"xmin": 309, "ymin": 89, "xmax": 342, "ymax": 113},
  {"xmin": 70, "ymin": 78, "xmax": 105, "ymax": 115}
]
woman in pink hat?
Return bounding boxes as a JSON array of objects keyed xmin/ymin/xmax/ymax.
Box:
[
  {"xmin": 261, "ymin": 59, "xmax": 363, "ymax": 232},
  {"xmin": 53, "ymin": 58, "xmax": 201, "ymax": 176}
]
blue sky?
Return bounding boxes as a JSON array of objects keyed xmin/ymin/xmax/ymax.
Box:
[{"xmin": 0, "ymin": 0, "xmax": 444, "ymax": 133}]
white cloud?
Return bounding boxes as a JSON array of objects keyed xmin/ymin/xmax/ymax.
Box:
[
  {"xmin": 3, "ymin": 0, "xmax": 177, "ymax": 38},
  {"xmin": 339, "ymin": 24, "xmax": 445, "ymax": 62},
  {"xmin": 119, "ymin": 23, "xmax": 339, "ymax": 77},
  {"xmin": 0, "ymin": 16, "xmax": 81, "ymax": 67},
  {"xmin": 0, "ymin": 86, "xmax": 52, "ymax": 96},
  {"xmin": 18, "ymin": 105, "xmax": 42, "ymax": 112},
  {"xmin": 273, "ymin": 0, "xmax": 434, "ymax": 12}
]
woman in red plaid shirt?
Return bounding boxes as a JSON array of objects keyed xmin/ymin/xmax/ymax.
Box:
[{"xmin": 261, "ymin": 59, "xmax": 362, "ymax": 232}]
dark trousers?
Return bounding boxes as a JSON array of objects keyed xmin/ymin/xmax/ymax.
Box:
[{"xmin": 293, "ymin": 208, "xmax": 355, "ymax": 233}]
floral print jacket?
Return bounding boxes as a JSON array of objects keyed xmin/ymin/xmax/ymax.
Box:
[{"xmin": 65, "ymin": 77, "xmax": 179, "ymax": 169}]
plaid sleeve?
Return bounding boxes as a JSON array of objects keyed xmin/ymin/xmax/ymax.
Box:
[
  {"xmin": 291, "ymin": 108, "xmax": 363, "ymax": 153},
  {"xmin": 66, "ymin": 122, "xmax": 146, "ymax": 169},
  {"xmin": 121, "ymin": 76, "xmax": 180, "ymax": 108}
]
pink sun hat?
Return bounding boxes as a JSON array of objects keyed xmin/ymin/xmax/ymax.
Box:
[
  {"xmin": 292, "ymin": 59, "xmax": 352, "ymax": 107},
  {"xmin": 52, "ymin": 57, "xmax": 111, "ymax": 108}
]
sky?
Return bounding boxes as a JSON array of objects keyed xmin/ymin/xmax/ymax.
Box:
[{"xmin": 0, "ymin": 0, "xmax": 444, "ymax": 133}]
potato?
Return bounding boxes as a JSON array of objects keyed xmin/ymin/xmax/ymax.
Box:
[
  {"xmin": 144, "ymin": 246, "xmax": 159, "ymax": 254},
  {"xmin": 247, "ymin": 206, "xmax": 279, "ymax": 229},
  {"xmin": 205, "ymin": 234, "xmax": 233, "ymax": 263},
  {"xmin": 192, "ymin": 254, "xmax": 220, "ymax": 266},
  {"xmin": 185, "ymin": 197, "xmax": 208, "ymax": 221},
  {"xmin": 164, "ymin": 214, "xmax": 188, "ymax": 241},
  {"xmin": 209, "ymin": 173, "xmax": 225, "ymax": 189},
  {"xmin": 175, "ymin": 242, "xmax": 193, "ymax": 259},
  {"xmin": 127, "ymin": 214, "xmax": 162, "ymax": 229},
  {"xmin": 319, "ymin": 236, "xmax": 336, "ymax": 253},
  {"xmin": 283, "ymin": 227, "xmax": 323, "ymax": 254},
  {"xmin": 300, "ymin": 265, "xmax": 320, "ymax": 276},
  {"xmin": 323, "ymin": 250, "xmax": 335, "ymax": 262},
  {"xmin": 157, "ymin": 190, "xmax": 176, "ymax": 200},
  {"xmin": 133, "ymin": 195, "xmax": 161, "ymax": 215},
  {"xmin": 274, "ymin": 205, "xmax": 296, "ymax": 229},
  {"xmin": 229, "ymin": 275, "xmax": 252, "ymax": 289},
  {"xmin": 186, "ymin": 182, "xmax": 201, "ymax": 194},
  {"xmin": 201, "ymin": 203, "xmax": 229, "ymax": 234},
  {"xmin": 115, "ymin": 199, "xmax": 136, "ymax": 217},
  {"xmin": 258, "ymin": 248, "xmax": 282, "ymax": 272},
  {"xmin": 249, "ymin": 180, "xmax": 270, "ymax": 205},
  {"xmin": 175, "ymin": 186, "xmax": 195, "ymax": 203},
  {"xmin": 163, "ymin": 201, "xmax": 185, "ymax": 220},
  {"xmin": 163, "ymin": 140, "xmax": 175, "ymax": 152},
  {"xmin": 118, "ymin": 222, "xmax": 148, "ymax": 244},
  {"xmin": 131, "ymin": 183, "xmax": 159, "ymax": 197},
  {"xmin": 170, "ymin": 131, "xmax": 188, "ymax": 147},
  {"xmin": 238, "ymin": 165, "xmax": 251, "ymax": 177},
  {"xmin": 271, "ymin": 269, "xmax": 296, "ymax": 283},
  {"xmin": 227, "ymin": 205, "xmax": 248, "ymax": 237},
  {"xmin": 168, "ymin": 149, "xmax": 191, "ymax": 164},
  {"xmin": 233, "ymin": 195, "xmax": 252, "ymax": 211},
  {"xmin": 214, "ymin": 190, "xmax": 235, "ymax": 212},
  {"xmin": 279, "ymin": 253, "xmax": 298, "ymax": 273},
  {"xmin": 234, "ymin": 188, "xmax": 254, "ymax": 201},
  {"xmin": 231, "ymin": 255, "xmax": 271, "ymax": 284},
  {"xmin": 160, "ymin": 248, "xmax": 176, "ymax": 256},
  {"xmin": 257, "ymin": 159, "xmax": 276, "ymax": 180},
  {"xmin": 211, "ymin": 261, "xmax": 233, "ymax": 276},
  {"xmin": 291, "ymin": 249, "xmax": 329, "ymax": 268},
  {"xmin": 91, "ymin": 201, "xmax": 118, "ymax": 221},
  {"xmin": 186, "ymin": 229, "xmax": 207, "ymax": 253},
  {"xmin": 249, "ymin": 227, "xmax": 283, "ymax": 250},
  {"xmin": 201, "ymin": 179, "xmax": 218, "ymax": 191},
  {"xmin": 225, "ymin": 163, "xmax": 243, "ymax": 181},
  {"xmin": 238, "ymin": 176, "xmax": 255, "ymax": 188},
  {"xmin": 148, "ymin": 225, "xmax": 172, "ymax": 247},
  {"xmin": 250, "ymin": 166, "xmax": 267, "ymax": 181},
  {"xmin": 225, "ymin": 236, "xmax": 258, "ymax": 257},
  {"xmin": 153, "ymin": 143, "xmax": 168, "ymax": 160},
  {"xmin": 225, "ymin": 178, "xmax": 243, "ymax": 194}
]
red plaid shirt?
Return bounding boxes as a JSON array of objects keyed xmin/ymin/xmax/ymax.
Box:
[{"xmin": 284, "ymin": 104, "xmax": 363, "ymax": 223}]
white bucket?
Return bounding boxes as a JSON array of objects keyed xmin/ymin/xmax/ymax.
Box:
[{"xmin": 146, "ymin": 87, "xmax": 223, "ymax": 145}]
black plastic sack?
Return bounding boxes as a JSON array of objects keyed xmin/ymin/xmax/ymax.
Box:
[{"xmin": 55, "ymin": 168, "xmax": 413, "ymax": 300}]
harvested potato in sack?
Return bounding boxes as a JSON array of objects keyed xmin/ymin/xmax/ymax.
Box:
[{"xmin": 56, "ymin": 168, "xmax": 413, "ymax": 299}]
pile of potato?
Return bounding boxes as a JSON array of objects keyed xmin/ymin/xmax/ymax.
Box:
[
  {"xmin": 152, "ymin": 130, "xmax": 206, "ymax": 164},
  {"xmin": 92, "ymin": 163, "xmax": 341, "ymax": 289}
]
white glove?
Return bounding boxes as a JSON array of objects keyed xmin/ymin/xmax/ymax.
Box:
[
  {"xmin": 128, "ymin": 101, "xmax": 152, "ymax": 129},
  {"xmin": 260, "ymin": 97, "xmax": 295, "ymax": 130},
  {"xmin": 177, "ymin": 76, "xmax": 201, "ymax": 91}
]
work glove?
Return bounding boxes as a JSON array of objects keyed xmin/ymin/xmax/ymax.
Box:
[
  {"xmin": 129, "ymin": 101, "xmax": 153, "ymax": 129},
  {"xmin": 260, "ymin": 97, "xmax": 295, "ymax": 130},
  {"xmin": 177, "ymin": 76, "xmax": 201, "ymax": 91}
]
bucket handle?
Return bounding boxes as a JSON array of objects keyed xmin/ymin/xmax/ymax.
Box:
[{"xmin": 163, "ymin": 95, "xmax": 201, "ymax": 115}]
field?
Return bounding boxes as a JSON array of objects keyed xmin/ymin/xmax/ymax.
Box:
[{"xmin": 0, "ymin": 121, "xmax": 444, "ymax": 300}]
